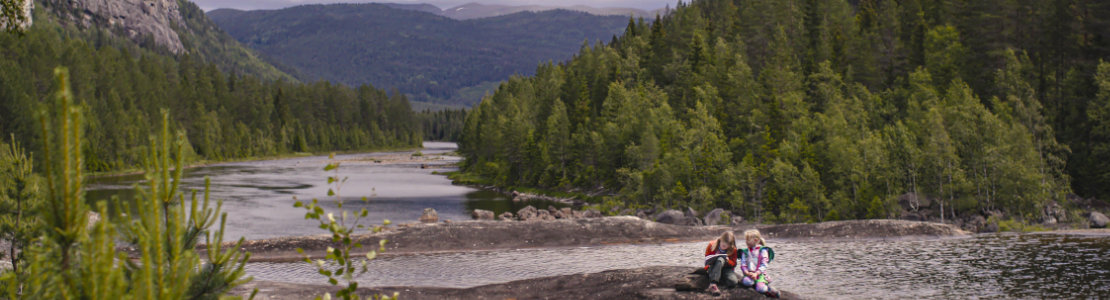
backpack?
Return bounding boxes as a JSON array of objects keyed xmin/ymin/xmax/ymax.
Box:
[{"xmin": 740, "ymin": 246, "xmax": 775, "ymax": 263}]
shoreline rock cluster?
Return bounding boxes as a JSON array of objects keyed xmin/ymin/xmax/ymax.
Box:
[
  {"xmin": 471, "ymin": 205, "xmax": 602, "ymax": 222},
  {"xmin": 897, "ymin": 192, "xmax": 1110, "ymax": 232},
  {"xmin": 498, "ymin": 188, "xmax": 1110, "ymax": 232}
]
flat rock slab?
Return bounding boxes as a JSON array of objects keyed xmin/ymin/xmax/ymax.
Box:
[{"xmin": 230, "ymin": 266, "xmax": 801, "ymax": 300}]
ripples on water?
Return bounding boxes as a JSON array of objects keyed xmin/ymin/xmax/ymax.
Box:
[{"xmin": 246, "ymin": 234, "xmax": 1110, "ymax": 299}]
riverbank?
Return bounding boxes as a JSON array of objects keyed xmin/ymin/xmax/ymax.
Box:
[
  {"xmin": 223, "ymin": 217, "xmax": 969, "ymax": 262},
  {"xmin": 228, "ymin": 266, "xmax": 802, "ymax": 300},
  {"xmin": 86, "ymin": 144, "xmax": 429, "ymax": 179}
]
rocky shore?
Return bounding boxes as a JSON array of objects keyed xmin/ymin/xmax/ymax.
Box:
[
  {"xmin": 224, "ymin": 217, "xmax": 969, "ymax": 262},
  {"xmin": 229, "ymin": 266, "xmax": 803, "ymax": 300}
]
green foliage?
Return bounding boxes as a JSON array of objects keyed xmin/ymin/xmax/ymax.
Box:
[
  {"xmin": 208, "ymin": 5, "xmax": 629, "ymax": 105},
  {"xmin": 0, "ymin": 135, "xmax": 41, "ymax": 285},
  {"xmin": 1, "ymin": 67, "xmax": 253, "ymax": 299},
  {"xmin": 418, "ymin": 109, "xmax": 467, "ymax": 142},
  {"xmin": 994, "ymin": 217, "xmax": 1050, "ymax": 233},
  {"xmin": 293, "ymin": 154, "xmax": 395, "ymax": 300},
  {"xmin": 456, "ymin": 0, "xmax": 1084, "ymax": 223},
  {"xmin": 0, "ymin": 15, "xmax": 422, "ymax": 173},
  {"xmin": 173, "ymin": 0, "xmax": 296, "ymax": 82}
]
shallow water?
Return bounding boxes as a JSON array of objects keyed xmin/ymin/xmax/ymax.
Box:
[
  {"xmin": 86, "ymin": 142, "xmax": 538, "ymax": 240},
  {"xmin": 246, "ymin": 233, "xmax": 1110, "ymax": 299}
]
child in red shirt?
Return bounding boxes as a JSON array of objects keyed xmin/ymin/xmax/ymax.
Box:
[{"xmin": 703, "ymin": 231, "xmax": 738, "ymax": 295}]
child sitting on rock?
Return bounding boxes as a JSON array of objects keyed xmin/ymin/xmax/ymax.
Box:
[
  {"xmin": 703, "ymin": 231, "xmax": 738, "ymax": 295},
  {"xmin": 740, "ymin": 229, "xmax": 779, "ymax": 297}
]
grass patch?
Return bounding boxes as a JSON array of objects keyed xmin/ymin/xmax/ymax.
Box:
[{"xmin": 993, "ymin": 217, "xmax": 1051, "ymax": 232}]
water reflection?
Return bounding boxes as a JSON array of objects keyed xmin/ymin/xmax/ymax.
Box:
[{"xmin": 86, "ymin": 142, "xmax": 518, "ymax": 240}]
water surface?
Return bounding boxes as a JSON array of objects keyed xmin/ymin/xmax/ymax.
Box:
[
  {"xmin": 247, "ymin": 233, "xmax": 1110, "ymax": 299},
  {"xmin": 87, "ymin": 142, "xmax": 510, "ymax": 240}
]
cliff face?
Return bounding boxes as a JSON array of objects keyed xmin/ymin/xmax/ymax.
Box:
[
  {"xmin": 47, "ymin": 0, "xmax": 185, "ymax": 54},
  {"xmin": 1, "ymin": 0, "xmax": 34, "ymax": 31}
]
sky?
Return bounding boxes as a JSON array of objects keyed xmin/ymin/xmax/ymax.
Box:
[{"xmin": 192, "ymin": 0, "xmax": 682, "ymax": 11}]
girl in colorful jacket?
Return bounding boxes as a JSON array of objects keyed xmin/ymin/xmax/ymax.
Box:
[
  {"xmin": 703, "ymin": 231, "xmax": 738, "ymax": 294},
  {"xmin": 740, "ymin": 229, "xmax": 778, "ymax": 297}
]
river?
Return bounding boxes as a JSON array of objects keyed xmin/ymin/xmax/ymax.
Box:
[{"xmin": 87, "ymin": 143, "xmax": 1110, "ymax": 299}]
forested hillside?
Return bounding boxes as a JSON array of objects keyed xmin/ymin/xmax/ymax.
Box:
[
  {"xmin": 208, "ymin": 4, "xmax": 629, "ymax": 106},
  {"xmin": 460, "ymin": 0, "xmax": 1110, "ymax": 224},
  {"xmin": 0, "ymin": 5, "xmax": 421, "ymax": 173}
]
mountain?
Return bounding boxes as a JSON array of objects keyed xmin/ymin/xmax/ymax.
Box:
[
  {"xmin": 39, "ymin": 0, "xmax": 295, "ymax": 81},
  {"xmin": 434, "ymin": 2, "xmax": 653, "ymax": 20},
  {"xmin": 380, "ymin": 2, "xmax": 442, "ymax": 14},
  {"xmin": 208, "ymin": 3, "xmax": 630, "ymax": 106}
]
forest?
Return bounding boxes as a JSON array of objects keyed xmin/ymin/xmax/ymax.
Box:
[
  {"xmin": 208, "ymin": 5, "xmax": 630, "ymax": 106},
  {"xmin": 459, "ymin": 0, "xmax": 1110, "ymax": 223},
  {"xmin": 0, "ymin": 7, "xmax": 423, "ymax": 173}
]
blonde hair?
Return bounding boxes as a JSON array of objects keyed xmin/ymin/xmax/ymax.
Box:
[
  {"xmin": 717, "ymin": 231, "xmax": 736, "ymax": 250},
  {"xmin": 743, "ymin": 229, "xmax": 765, "ymax": 247}
]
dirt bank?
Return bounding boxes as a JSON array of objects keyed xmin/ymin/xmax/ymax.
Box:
[
  {"xmin": 228, "ymin": 266, "xmax": 803, "ymax": 300},
  {"xmin": 224, "ymin": 217, "xmax": 969, "ymax": 262}
]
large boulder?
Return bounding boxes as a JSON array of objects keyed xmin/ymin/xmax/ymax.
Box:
[
  {"xmin": 963, "ymin": 215, "xmax": 987, "ymax": 232},
  {"xmin": 655, "ymin": 209, "xmax": 687, "ymax": 225},
  {"xmin": 498, "ymin": 212, "xmax": 514, "ymax": 221},
  {"xmin": 1042, "ymin": 201, "xmax": 1065, "ymax": 225},
  {"xmin": 471, "ymin": 209, "xmax": 495, "ymax": 220},
  {"xmin": 1090, "ymin": 211, "xmax": 1109, "ymax": 228},
  {"xmin": 536, "ymin": 209, "xmax": 555, "ymax": 221},
  {"xmin": 517, "ymin": 206, "xmax": 539, "ymax": 221},
  {"xmin": 704, "ymin": 208, "xmax": 728, "ymax": 226},
  {"xmin": 419, "ymin": 208, "xmax": 439, "ymax": 223},
  {"xmin": 580, "ymin": 209, "xmax": 603, "ymax": 218},
  {"xmin": 557, "ymin": 207, "xmax": 574, "ymax": 219}
]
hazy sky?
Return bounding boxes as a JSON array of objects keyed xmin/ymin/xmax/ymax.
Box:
[{"xmin": 193, "ymin": 0, "xmax": 681, "ymax": 11}]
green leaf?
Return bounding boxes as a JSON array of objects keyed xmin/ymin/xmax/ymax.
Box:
[
  {"xmin": 327, "ymin": 189, "xmax": 335, "ymax": 196},
  {"xmin": 324, "ymin": 163, "xmax": 337, "ymax": 171}
]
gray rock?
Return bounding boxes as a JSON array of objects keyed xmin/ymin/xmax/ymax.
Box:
[
  {"xmin": 704, "ymin": 208, "xmax": 727, "ymax": 225},
  {"xmin": 471, "ymin": 209, "xmax": 495, "ymax": 220},
  {"xmin": 581, "ymin": 209, "xmax": 602, "ymax": 218},
  {"xmin": 730, "ymin": 214, "xmax": 744, "ymax": 225},
  {"xmin": 50, "ymin": 0, "xmax": 186, "ymax": 54},
  {"xmin": 537, "ymin": 209, "xmax": 555, "ymax": 221},
  {"xmin": 964, "ymin": 215, "xmax": 987, "ymax": 232},
  {"xmin": 684, "ymin": 207, "xmax": 698, "ymax": 219},
  {"xmin": 559, "ymin": 207, "xmax": 574, "ymax": 219},
  {"xmin": 654, "ymin": 209, "xmax": 686, "ymax": 225},
  {"xmin": 982, "ymin": 221, "xmax": 999, "ymax": 233},
  {"xmin": 548, "ymin": 205, "xmax": 559, "ymax": 213},
  {"xmin": 498, "ymin": 212, "xmax": 514, "ymax": 221},
  {"xmin": 1043, "ymin": 201, "xmax": 1066, "ymax": 224},
  {"xmin": 419, "ymin": 208, "xmax": 439, "ymax": 223},
  {"xmin": 517, "ymin": 206, "xmax": 539, "ymax": 221},
  {"xmin": 636, "ymin": 210, "xmax": 649, "ymax": 220},
  {"xmin": 1090, "ymin": 211, "xmax": 1109, "ymax": 228}
]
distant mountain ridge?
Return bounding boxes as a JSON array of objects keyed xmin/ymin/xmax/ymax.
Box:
[
  {"xmin": 208, "ymin": 3, "xmax": 631, "ymax": 106},
  {"xmin": 426, "ymin": 2, "xmax": 656, "ymax": 20}
]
